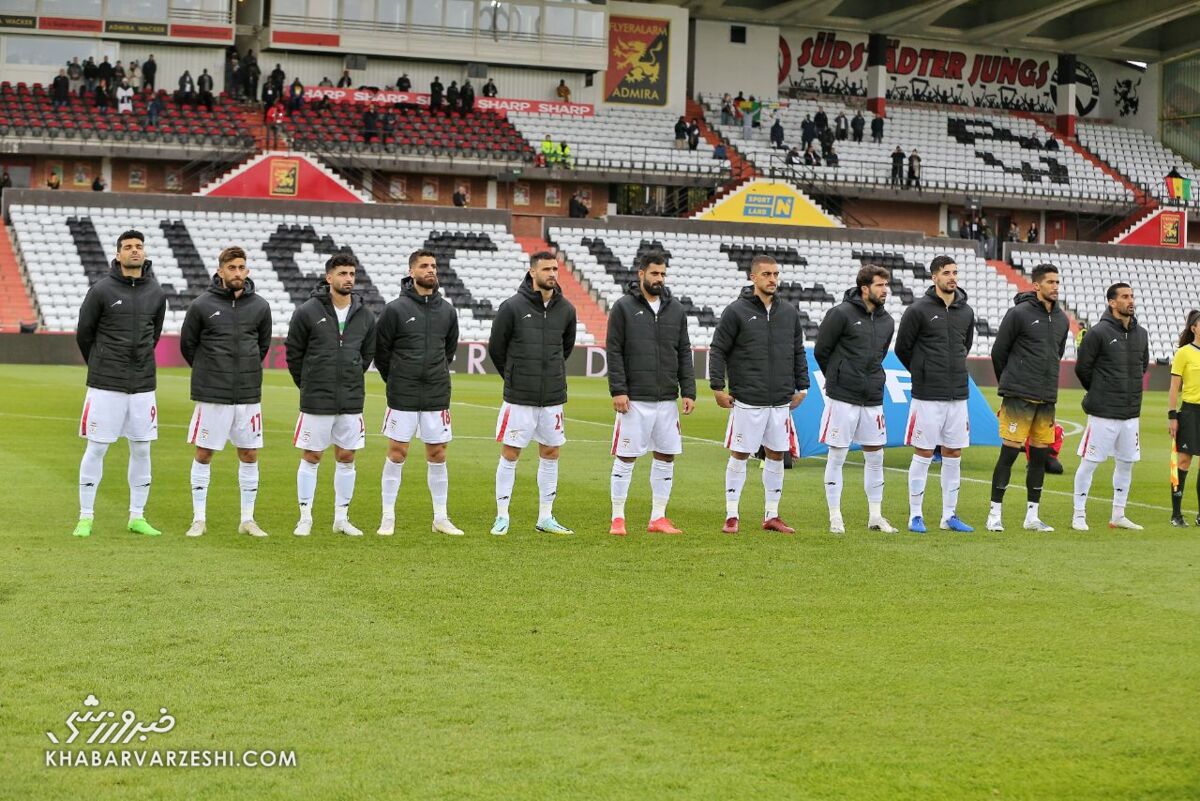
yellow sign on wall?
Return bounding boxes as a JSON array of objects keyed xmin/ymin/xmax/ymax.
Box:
[{"xmin": 698, "ymin": 180, "xmax": 840, "ymax": 227}]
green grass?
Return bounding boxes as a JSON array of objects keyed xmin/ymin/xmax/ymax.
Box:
[{"xmin": 0, "ymin": 364, "xmax": 1197, "ymax": 801}]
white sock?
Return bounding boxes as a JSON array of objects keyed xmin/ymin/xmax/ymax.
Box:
[
  {"xmin": 537, "ymin": 457, "xmax": 558, "ymax": 520},
  {"xmin": 940, "ymin": 456, "xmax": 961, "ymax": 522},
  {"xmin": 989, "ymin": 501, "xmax": 1003, "ymax": 517},
  {"xmin": 381, "ymin": 457, "xmax": 403, "ymax": 517},
  {"xmin": 333, "ymin": 461, "xmax": 356, "ymax": 523},
  {"xmin": 864, "ymin": 449, "xmax": 884, "ymax": 510},
  {"xmin": 1073, "ymin": 458, "xmax": 1099, "ymax": 514},
  {"xmin": 297, "ymin": 459, "xmax": 318, "ymax": 520},
  {"xmin": 427, "ymin": 461, "xmax": 449, "ymax": 520},
  {"xmin": 762, "ymin": 457, "xmax": 784, "ymax": 519},
  {"xmin": 1026, "ymin": 501, "xmax": 1040, "ymax": 522},
  {"xmin": 79, "ymin": 441, "xmax": 108, "ymax": 519},
  {"xmin": 1112, "ymin": 459, "xmax": 1134, "ymax": 520},
  {"xmin": 127, "ymin": 440, "xmax": 152, "ymax": 519},
  {"xmin": 190, "ymin": 459, "xmax": 211, "ymax": 521},
  {"xmin": 824, "ymin": 446, "xmax": 847, "ymax": 518},
  {"xmin": 725, "ymin": 456, "xmax": 747, "ymax": 517},
  {"xmin": 908, "ymin": 454, "xmax": 931, "ymax": 519},
  {"xmin": 495, "ymin": 456, "xmax": 517, "ymax": 517},
  {"xmin": 649, "ymin": 458, "xmax": 673, "ymax": 519},
  {"xmin": 238, "ymin": 461, "xmax": 258, "ymax": 521},
  {"xmin": 610, "ymin": 458, "xmax": 633, "ymax": 519}
]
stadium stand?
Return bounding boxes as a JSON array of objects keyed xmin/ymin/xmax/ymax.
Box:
[
  {"xmin": 0, "ymin": 82, "xmax": 252, "ymax": 147},
  {"xmin": 507, "ymin": 108, "xmax": 732, "ymax": 176},
  {"xmin": 1010, "ymin": 245, "xmax": 1200, "ymax": 362},
  {"xmin": 547, "ymin": 221, "xmax": 1057, "ymax": 356},
  {"xmin": 1077, "ymin": 121, "xmax": 1198, "ymax": 210},
  {"xmin": 703, "ymin": 95, "xmax": 1133, "ymax": 206},
  {"xmin": 7, "ymin": 201, "xmax": 594, "ymax": 345}
]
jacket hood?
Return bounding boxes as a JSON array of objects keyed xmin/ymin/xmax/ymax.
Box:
[
  {"xmin": 1014, "ymin": 290, "xmax": 1057, "ymax": 311},
  {"xmin": 107, "ymin": 258, "xmax": 155, "ymax": 284},
  {"xmin": 624, "ymin": 280, "xmax": 673, "ymax": 303},
  {"xmin": 518, "ymin": 271, "xmax": 562, "ymax": 304},
  {"xmin": 923, "ymin": 284, "xmax": 969, "ymax": 305},
  {"xmin": 310, "ymin": 278, "xmax": 362, "ymax": 313},
  {"xmin": 207, "ymin": 272, "xmax": 256, "ymax": 298},
  {"xmin": 841, "ymin": 286, "xmax": 888, "ymax": 316},
  {"xmin": 401, "ymin": 275, "xmax": 442, "ymax": 304}
]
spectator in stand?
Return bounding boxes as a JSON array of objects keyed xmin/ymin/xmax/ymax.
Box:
[
  {"xmin": 568, "ymin": 191, "xmax": 589, "ymax": 218},
  {"xmin": 47, "ymin": 171, "xmax": 61, "ymax": 190},
  {"xmin": 52, "ymin": 68, "xmax": 70, "ymax": 109},
  {"xmin": 127, "ymin": 60, "xmax": 141, "ymax": 90},
  {"xmin": 750, "ymin": 96, "xmax": 762, "ymax": 128},
  {"xmin": 97, "ymin": 56, "xmax": 113, "ymax": 88},
  {"xmin": 83, "ymin": 57, "xmax": 98, "ymax": 95},
  {"xmin": 226, "ymin": 52, "xmax": 239, "ymax": 98},
  {"xmin": 286, "ymin": 78, "xmax": 304, "ymax": 115},
  {"xmin": 1045, "ymin": 137, "xmax": 1059, "ymax": 151},
  {"xmin": 460, "ymin": 79, "xmax": 475, "ymax": 113},
  {"xmin": 244, "ymin": 56, "xmax": 260, "ymax": 103},
  {"xmin": 177, "ymin": 71, "xmax": 195, "ymax": 106},
  {"xmin": 1026, "ymin": 222, "xmax": 1039, "ymax": 243},
  {"xmin": 819, "ymin": 125, "xmax": 835, "ymax": 157},
  {"xmin": 267, "ymin": 100, "xmax": 285, "ymax": 148},
  {"xmin": 741, "ymin": 100, "xmax": 753, "ymax": 140},
  {"xmin": 890, "ymin": 146, "xmax": 906, "ymax": 186},
  {"xmin": 556, "ymin": 79, "xmax": 571, "ymax": 102},
  {"xmin": 269, "ymin": 63, "xmax": 285, "ymax": 95},
  {"xmin": 834, "ymin": 110, "xmax": 848, "ymax": 140},
  {"xmin": 146, "ymin": 93, "xmax": 165, "ymax": 127},
  {"xmin": 446, "ymin": 80, "xmax": 460, "ymax": 111},
  {"xmin": 113, "ymin": 61, "xmax": 125, "ymax": 86},
  {"xmin": 197, "ymin": 69, "xmax": 215, "ymax": 112},
  {"xmin": 0, "ymin": 170, "xmax": 11, "ymax": 197},
  {"xmin": 452, "ymin": 185, "xmax": 468, "ymax": 207},
  {"xmin": 769, "ymin": 117, "xmax": 785, "ymax": 149},
  {"xmin": 720, "ymin": 93, "xmax": 734, "ymax": 125},
  {"xmin": 117, "ymin": 80, "xmax": 134, "ymax": 114},
  {"xmin": 96, "ymin": 78, "xmax": 112, "ymax": 114},
  {"xmin": 826, "ymin": 142, "xmax": 840, "ymax": 167},
  {"xmin": 262, "ymin": 81, "xmax": 278, "ymax": 115},
  {"xmin": 397, "ymin": 73, "xmax": 411, "ymax": 91},
  {"xmin": 482, "ymin": 78, "xmax": 498, "ymax": 97},
  {"xmin": 804, "ymin": 141, "xmax": 821, "ymax": 166},
  {"xmin": 674, "ymin": 116, "xmax": 687, "ymax": 149},
  {"xmin": 813, "ymin": 106, "xmax": 828, "ymax": 133},
  {"xmin": 67, "ymin": 57, "xmax": 83, "ymax": 96},
  {"xmin": 541, "ymin": 134, "xmax": 555, "ymax": 166},
  {"xmin": 800, "ymin": 113, "xmax": 816, "ymax": 148},
  {"xmin": 92, "ymin": 175, "xmax": 106, "ymax": 192},
  {"xmin": 142, "ymin": 55, "xmax": 157, "ymax": 92},
  {"xmin": 362, "ymin": 103, "xmax": 379, "ymax": 143},
  {"xmin": 337, "ymin": 70, "xmax": 353, "ymax": 88},
  {"xmin": 687, "ymin": 119, "xmax": 701, "ymax": 151},
  {"xmin": 559, "ymin": 141, "xmax": 572, "ymax": 169},
  {"xmin": 871, "ymin": 114, "xmax": 884, "ymax": 144},
  {"xmin": 430, "ymin": 76, "xmax": 444, "ymax": 111},
  {"xmin": 906, "ymin": 149, "xmax": 922, "ymax": 190},
  {"xmin": 1008, "ymin": 221, "xmax": 1021, "ymax": 242},
  {"xmin": 318, "ymin": 76, "xmax": 334, "ymax": 87},
  {"xmin": 785, "ymin": 145, "xmax": 801, "ymax": 166},
  {"xmin": 381, "ymin": 109, "xmax": 395, "ymax": 138},
  {"xmin": 713, "ymin": 142, "xmax": 728, "ymax": 161},
  {"xmin": 851, "ymin": 110, "xmax": 865, "ymax": 143}
]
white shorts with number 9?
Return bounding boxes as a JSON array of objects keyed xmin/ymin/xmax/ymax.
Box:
[
  {"xmin": 495, "ymin": 403, "xmax": 566, "ymax": 448},
  {"xmin": 79, "ymin": 388, "xmax": 158, "ymax": 443}
]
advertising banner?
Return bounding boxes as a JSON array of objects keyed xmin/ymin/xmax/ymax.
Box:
[{"xmin": 605, "ymin": 15, "xmax": 670, "ymax": 106}]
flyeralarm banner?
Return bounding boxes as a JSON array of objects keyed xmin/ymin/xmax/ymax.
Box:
[{"xmin": 605, "ymin": 15, "xmax": 670, "ymax": 106}]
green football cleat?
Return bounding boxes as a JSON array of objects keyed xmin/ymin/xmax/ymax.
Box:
[
  {"xmin": 127, "ymin": 518, "xmax": 162, "ymax": 537},
  {"xmin": 72, "ymin": 518, "xmax": 93, "ymax": 538},
  {"xmin": 535, "ymin": 516, "xmax": 574, "ymax": 535}
]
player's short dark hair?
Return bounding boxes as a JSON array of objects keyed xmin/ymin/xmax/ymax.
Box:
[
  {"xmin": 929, "ymin": 255, "xmax": 956, "ymax": 275},
  {"xmin": 637, "ymin": 250, "xmax": 668, "ymax": 271},
  {"xmin": 408, "ymin": 249, "xmax": 436, "ymax": 268},
  {"xmin": 218, "ymin": 246, "xmax": 245, "ymax": 266},
  {"xmin": 856, "ymin": 264, "xmax": 890, "ymax": 289},
  {"xmin": 325, "ymin": 252, "xmax": 357, "ymax": 272},
  {"xmin": 749, "ymin": 254, "xmax": 777, "ymax": 274},
  {"xmin": 1106, "ymin": 282, "xmax": 1131, "ymax": 300},
  {"xmin": 529, "ymin": 250, "xmax": 557, "ymax": 268},
  {"xmin": 1031, "ymin": 264, "xmax": 1059, "ymax": 283},
  {"xmin": 116, "ymin": 230, "xmax": 144, "ymax": 250}
]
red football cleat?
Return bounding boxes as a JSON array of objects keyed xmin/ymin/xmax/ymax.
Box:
[
  {"xmin": 762, "ymin": 517, "xmax": 795, "ymax": 534},
  {"xmin": 647, "ymin": 517, "xmax": 683, "ymax": 534},
  {"xmin": 609, "ymin": 517, "xmax": 627, "ymax": 536},
  {"xmin": 722, "ymin": 516, "xmax": 739, "ymax": 534}
]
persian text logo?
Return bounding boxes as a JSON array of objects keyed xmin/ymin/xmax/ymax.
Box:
[{"xmin": 45, "ymin": 693, "xmax": 175, "ymax": 746}]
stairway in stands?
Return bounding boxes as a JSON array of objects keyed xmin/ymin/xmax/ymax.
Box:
[
  {"xmin": 235, "ymin": 102, "xmax": 271, "ymax": 151},
  {"xmin": 0, "ymin": 219, "xmax": 36, "ymax": 331},
  {"xmin": 684, "ymin": 98, "xmax": 757, "ymax": 216},
  {"xmin": 515, "ymin": 235, "xmax": 607, "ymax": 346}
]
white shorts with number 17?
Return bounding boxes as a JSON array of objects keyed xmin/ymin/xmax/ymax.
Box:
[
  {"xmin": 819, "ymin": 398, "xmax": 886, "ymax": 448},
  {"xmin": 187, "ymin": 402, "xmax": 263, "ymax": 450},
  {"xmin": 723, "ymin": 402, "xmax": 798, "ymax": 457}
]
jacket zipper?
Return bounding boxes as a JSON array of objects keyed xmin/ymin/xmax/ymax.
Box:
[
  {"xmin": 231, "ymin": 296, "xmax": 240, "ymax": 405},
  {"xmin": 540, "ymin": 300, "xmax": 548, "ymax": 406},
  {"xmin": 764, "ymin": 298, "xmax": 773, "ymax": 401},
  {"xmin": 420, "ymin": 295, "xmax": 429, "ymax": 409},
  {"xmin": 128, "ymin": 276, "xmax": 137, "ymax": 394}
]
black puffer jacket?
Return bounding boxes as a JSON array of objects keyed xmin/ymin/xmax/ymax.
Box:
[
  {"xmin": 488, "ymin": 274, "xmax": 577, "ymax": 407},
  {"xmin": 991, "ymin": 291, "xmax": 1069, "ymax": 403},
  {"xmin": 814, "ymin": 287, "xmax": 895, "ymax": 406},
  {"xmin": 284, "ymin": 281, "xmax": 377, "ymax": 415},
  {"xmin": 606, "ymin": 283, "xmax": 696, "ymax": 402},
  {"xmin": 76, "ymin": 260, "xmax": 167, "ymax": 394},
  {"xmin": 179, "ymin": 275, "xmax": 272, "ymax": 405},
  {"xmin": 1075, "ymin": 309, "xmax": 1149, "ymax": 420},
  {"xmin": 375, "ymin": 277, "xmax": 459, "ymax": 412},
  {"xmin": 894, "ymin": 286, "xmax": 975, "ymax": 401},
  {"xmin": 709, "ymin": 286, "xmax": 809, "ymax": 406}
]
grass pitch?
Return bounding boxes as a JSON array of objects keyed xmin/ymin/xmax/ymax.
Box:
[{"xmin": 0, "ymin": 364, "xmax": 1196, "ymax": 801}]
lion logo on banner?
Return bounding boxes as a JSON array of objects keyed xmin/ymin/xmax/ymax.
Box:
[{"xmin": 614, "ymin": 38, "xmax": 663, "ymax": 85}]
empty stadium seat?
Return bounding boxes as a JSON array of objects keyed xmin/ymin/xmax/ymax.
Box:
[{"xmin": 1077, "ymin": 121, "xmax": 1198, "ymax": 210}]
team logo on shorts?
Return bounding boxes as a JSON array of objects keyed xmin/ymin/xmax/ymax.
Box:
[
  {"xmin": 621, "ymin": 438, "xmax": 630, "ymax": 448},
  {"xmin": 301, "ymin": 431, "xmax": 310, "ymax": 443},
  {"xmin": 1008, "ymin": 421, "xmax": 1018, "ymax": 434},
  {"xmin": 734, "ymin": 434, "xmax": 743, "ymax": 444},
  {"xmin": 88, "ymin": 421, "xmax": 97, "ymax": 435},
  {"xmin": 830, "ymin": 427, "xmax": 840, "ymax": 439},
  {"xmin": 200, "ymin": 428, "xmax": 209, "ymax": 440}
]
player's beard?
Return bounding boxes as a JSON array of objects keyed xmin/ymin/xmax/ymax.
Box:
[
  {"xmin": 415, "ymin": 274, "xmax": 438, "ymax": 290},
  {"xmin": 332, "ymin": 282, "xmax": 353, "ymax": 297},
  {"xmin": 643, "ymin": 280, "xmax": 663, "ymax": 296},
  {"xmin": 535, "ymin": 277, "xmax": 557, "ymax": 293}
]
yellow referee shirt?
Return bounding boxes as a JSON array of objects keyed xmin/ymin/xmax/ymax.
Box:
[{"xmin": 1171, "ymin": 343, "xmax": 1200, "ymax": 404}]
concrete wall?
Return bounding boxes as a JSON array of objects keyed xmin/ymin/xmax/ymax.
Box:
[{"xmin": 690, "ymin": 19, "xmax": 778, "ymax": 102}]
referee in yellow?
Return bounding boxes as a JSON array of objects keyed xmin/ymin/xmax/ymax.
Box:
[{"xmin": 1169, "ymin": 309, "xmax": 1200, "ymax": 526}]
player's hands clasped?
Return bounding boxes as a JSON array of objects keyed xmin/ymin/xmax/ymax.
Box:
[{"xmin": 790, "ymin": 391, "xmax": 807, "ymax": 410}]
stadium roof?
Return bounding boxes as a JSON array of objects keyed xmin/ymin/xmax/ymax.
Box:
[{"xmin": 646, "ymin": 0, "xmax": 1200, "ymax": 63}]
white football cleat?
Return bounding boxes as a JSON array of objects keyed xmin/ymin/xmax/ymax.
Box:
[
  {"xmin": 377, "ymin": 516, "xmax": 395, "ymax": 536},
  {"xmin": 829, "ymin": 514, "xmax": 845, "ymax": 535},
  {"xmin": 986, "ymin": 513, "xmax": 1004, "ymax": 532},
  {"xmin": 333, "ymin": 519, "xmax": 363, "ymax": 537},
  {"xmin": 293, "ymin": 519, "xmax": 312, "ymax": 537},
  {"xmin": 1109, "ymin": 516, "xmax": 1144, "ymax": 530},
  {"xmin": 238, "ymin": 519, "xmax": 269, "ymax": 538},
  {"xmin": 868, "ymin": 516, "xmax": 898, "ymax": 534},
  {"xmin": 1023, "ymin": 518, "xmax": 1055, "ymax": 532},
  {"xmin": 185, "ymin": 520, "xmax": 206, "ymax": 538},
  {"xmin": 432, "ymin": 518, "xmax": 465, "ymax": 536},
  {"xmin": 1071, "ymin": 514, "xmax": 1089, "ymax": 532}
]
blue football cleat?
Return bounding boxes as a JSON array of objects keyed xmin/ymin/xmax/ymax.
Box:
[
  {"xmin": 535, "ymin": 516, "xmax": 574, "ymax": 535},
  {"xmin": 908, "ymin": 515, "xmax": 927, "ymax": 534},
  {"xmin": 490, "ymin": 516, "xmax": 509, "ymax": 536},
  {"xmin": 940, "ymin": 515, "xmax": 975, "ymax": 532}
]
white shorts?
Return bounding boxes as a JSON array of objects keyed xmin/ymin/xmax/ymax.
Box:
[
  {"xmin": 292, "ymin": 412, "xmax": 365, "ymax": 451},
  {"xmin": 819, "ymin": 398, "xmax": 886, "ymax": 448},
  {"xmin": 611, "ymin": 401, "xmax": 682, "ymax": 458},
  {"xmin": 723, "ymin": 402, "xmax": 798, "ymax": 457},
  {"xmin": 1078, "ymin": 416, "xmax": 1141, "ymax": 463},
  {"xmin": 79, "ymin": 388, "xmax": 158, "ymax": 443},
  {"xmin": 187, "ymin": 402, "xmax": 264, "ymax": 451},
  {"xmin": 495, "ymin": 403, "xmax": 566, "ymax": 449},
  {"xmin": 382, "ymin": 407, "xmax": 453, "ymax": 445},
  {"xmin": 904, "ymin": 399, "xmax": 970, "ymax": 450}
]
